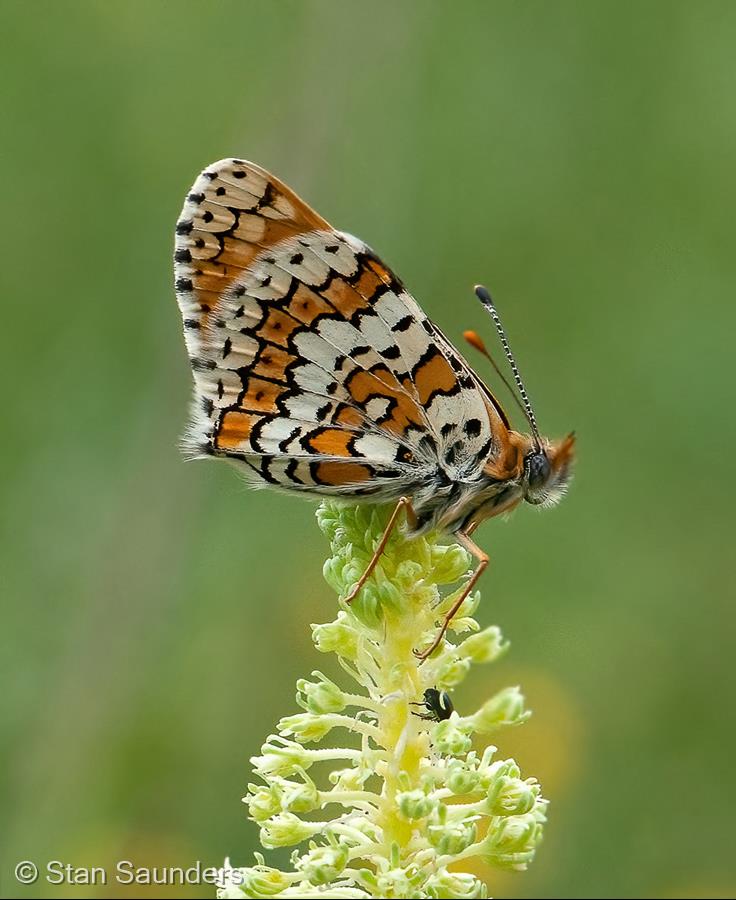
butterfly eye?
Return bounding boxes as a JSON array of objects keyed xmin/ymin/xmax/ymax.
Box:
[{"xmin": 526, "ymin": 452, "xmax": 551, "ymax": 490}]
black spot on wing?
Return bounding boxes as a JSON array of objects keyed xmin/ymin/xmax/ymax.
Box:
[
  {"xmin": 464, "ymin": 418, "xmax": 482, "ymax": 438},
  {"xmin": 392, "ymin": 314, "xmax": 414, "ymax": 333}
]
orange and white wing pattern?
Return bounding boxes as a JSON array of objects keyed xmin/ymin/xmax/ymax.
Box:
[{"xmin": 174, "ymin": 159, "xmax": 499, "ymax": 500}]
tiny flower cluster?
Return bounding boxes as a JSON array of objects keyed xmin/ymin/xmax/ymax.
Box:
[{"xmin": 219, "ymin": 502, "xmax": 547, "ymax": 899}]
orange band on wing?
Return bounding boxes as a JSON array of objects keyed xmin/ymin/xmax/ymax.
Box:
[
  {"xmin": 259, "ymin": 308, "xmax": 302, "ymax": 347},
  {"xmin": 322, "ymin": 276, "xmax": 372, "ymax": 318},
  {"xmin": 414, "ymin": 352, "xmax": 458, "ymax": 406},
  {"xmin": 239, "ymin": 377, "xmax": 282, "ymax": 413},
  {"xmin": 315, "ymin": 461, "xmax": 373, "ymax": 485},
  {"xmin": 286, "ymin": 284, "xmax": 335, "ymax": 325},
  {"xmin": 333, "ymin": 405, "xmax": 366, "ymax": 427},
  {"xmin": 251, "ymin": 345, "xmax": 295, "ymax": 383},
  {"xmin": 216, "ymin": 410, "xmax": 256, "ymax": 450},
  {"xmin": 307, "ymin": 429, "xmax": 355, "ymax": 457},
  {"xmin": 354, "ymin": 264, "xmax": 384, "ymax": 299}
]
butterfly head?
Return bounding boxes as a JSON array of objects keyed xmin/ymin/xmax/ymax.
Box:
[
  {"xmin": 468, "ymin": 286, "xmax": 575, "ymax": 510},
  {"xmin": 521, "ymin": 432, "xmax": 575, "ymax": 508}
]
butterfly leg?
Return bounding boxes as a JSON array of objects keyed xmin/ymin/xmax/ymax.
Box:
[
  {"xmin": 415, "ymin": 530, "xmax": 489, "ymax": 660},
  {"xmin": 343, "ymin": 496, "xmax": 417, "ymax": 605}
]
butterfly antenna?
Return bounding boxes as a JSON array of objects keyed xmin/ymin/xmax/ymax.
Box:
[
  {"xmin": 463, "ymin": 329, "xmax": 530, "ymax": 422},
  {"xmin": 474, "ymin": 285, "xmax": 543, "ymax": 451}
]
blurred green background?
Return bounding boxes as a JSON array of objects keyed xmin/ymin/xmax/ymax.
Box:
[{"xmin": 2, "ymin": 1, "xmax": 735, "ymax": 897}]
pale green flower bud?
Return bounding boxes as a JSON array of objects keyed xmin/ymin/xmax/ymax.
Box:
[
  {"xmin": 215, "ymin": 859, "xmax": 249, "ymax": 899},
  {"xmin": 259, "ymin": 813, "xmax": 322, "ymax": 849},
  {"xmin": 297, "ymin": 840, "xmax": 350, "ymax": 885},
  {"xmin": 311, "ymin": 614, "xmax": 358, "ymax": 660},
  {"xmin": 482, "ymin": 757, "xmax": 515, "ymax": 784},
  {"xmin": 458, "ymin": 626, "xmax": 508, "ymax": 664},
  {"xmin": 297, "ymin": 672, "xmax": 346, "ymax": 714},
  {"xmin": 428, "ymin": 807, "xmax": 477, "ymax": 855},
  {"xmin": 487, "ymin": 765, "xmax": 540, "ymax": 816},
  {"xmin": 328, "ymin": 766, "xmax": 366, "ymax": 791},
  {"xmin": 251, "ymin": 737, "xmax": 311, "ymax": 776},
  {"xmin": 342, "ymin": 558, "xmax": 366, "ymax": 589},
  {"xmin": 245, "ymin": 783, "xmax": 282, "ymax": 822},
  {"xmin": 394, "ymin": 558, "xmax": 424, "ymax": 583},
  {"xmin": 469, "ymin": 686, "xmax": 530, "ymax": 733},
  {"xmin": 430, "ymin": 543, "xmax": 472, "ymax": 584},
  {"xmin": 371, "ymin": 867, "xmax": 423, "ymax": 897},
  {"xmin": 374, "ymin": 575, "xmax": 403, "ymax": 612},
  {"xmin": 322, "ymin": 556, "xmax": 347, "ymax": 594},
  {"xmin": 435, "ymin": 655, "xmax": 472, "ymax": 688},
  {"xmin": 433, "ymin": 717, "xmax": 473, "ymax": 756},
  {"xmin": 278, "ymin": 712, "xmax": 334, "ymax": 743},
  {"xmin": 315, "ymin": 504, "xmax": 340, "ymax": 541},
  {"xmin": 397, "ymin": 788, "xmax": 436, "ymax": 820},
  {"xmin": 347, "ymin": 583, "xmax": 384, "ymax": 629},
  {"xmin": 280, "ymin": 776, "xmax": 320, "ymax": 814},
  {"xmin": 235, "ymin": 862, "xmax": 291, "ymax": 896},
  {"xmin": 485, "ymin": 811, "xmax": 545, "ymax": 869},
  {"xmin": 425, "ymin": 868, "xmax": 487, "ymax": 899},
  {"xmin": 445, "ymin": 758, "xmax": 482, "ymax": 795}
]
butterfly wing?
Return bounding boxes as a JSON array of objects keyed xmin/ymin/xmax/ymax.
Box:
[{"xmin": 174, "ymin": 159, "xmax": 498, "ymax": 495}]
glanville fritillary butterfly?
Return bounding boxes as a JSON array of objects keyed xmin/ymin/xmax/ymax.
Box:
[{"xmin": 174, "ymin": 159, "xmax": 575, "ymax": 658}]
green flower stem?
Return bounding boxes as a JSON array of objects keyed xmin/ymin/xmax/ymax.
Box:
[{"xmin": 219, "ymin": 501, "xmax": 547, "ymax": 899}]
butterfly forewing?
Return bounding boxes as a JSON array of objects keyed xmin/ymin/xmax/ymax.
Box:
[{"xmin": 174, "ymin": 159, "xmax": 496, "ymax": 494}]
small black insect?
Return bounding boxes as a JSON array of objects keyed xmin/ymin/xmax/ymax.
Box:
[{"xmin": 411, "ymin": 688, "xmax": 454, "ymax": 722}]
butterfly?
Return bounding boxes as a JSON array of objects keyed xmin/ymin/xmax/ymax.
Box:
[{"xmin": 173, "ymin": 159, "xmax": 575, "ymax": 658}]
